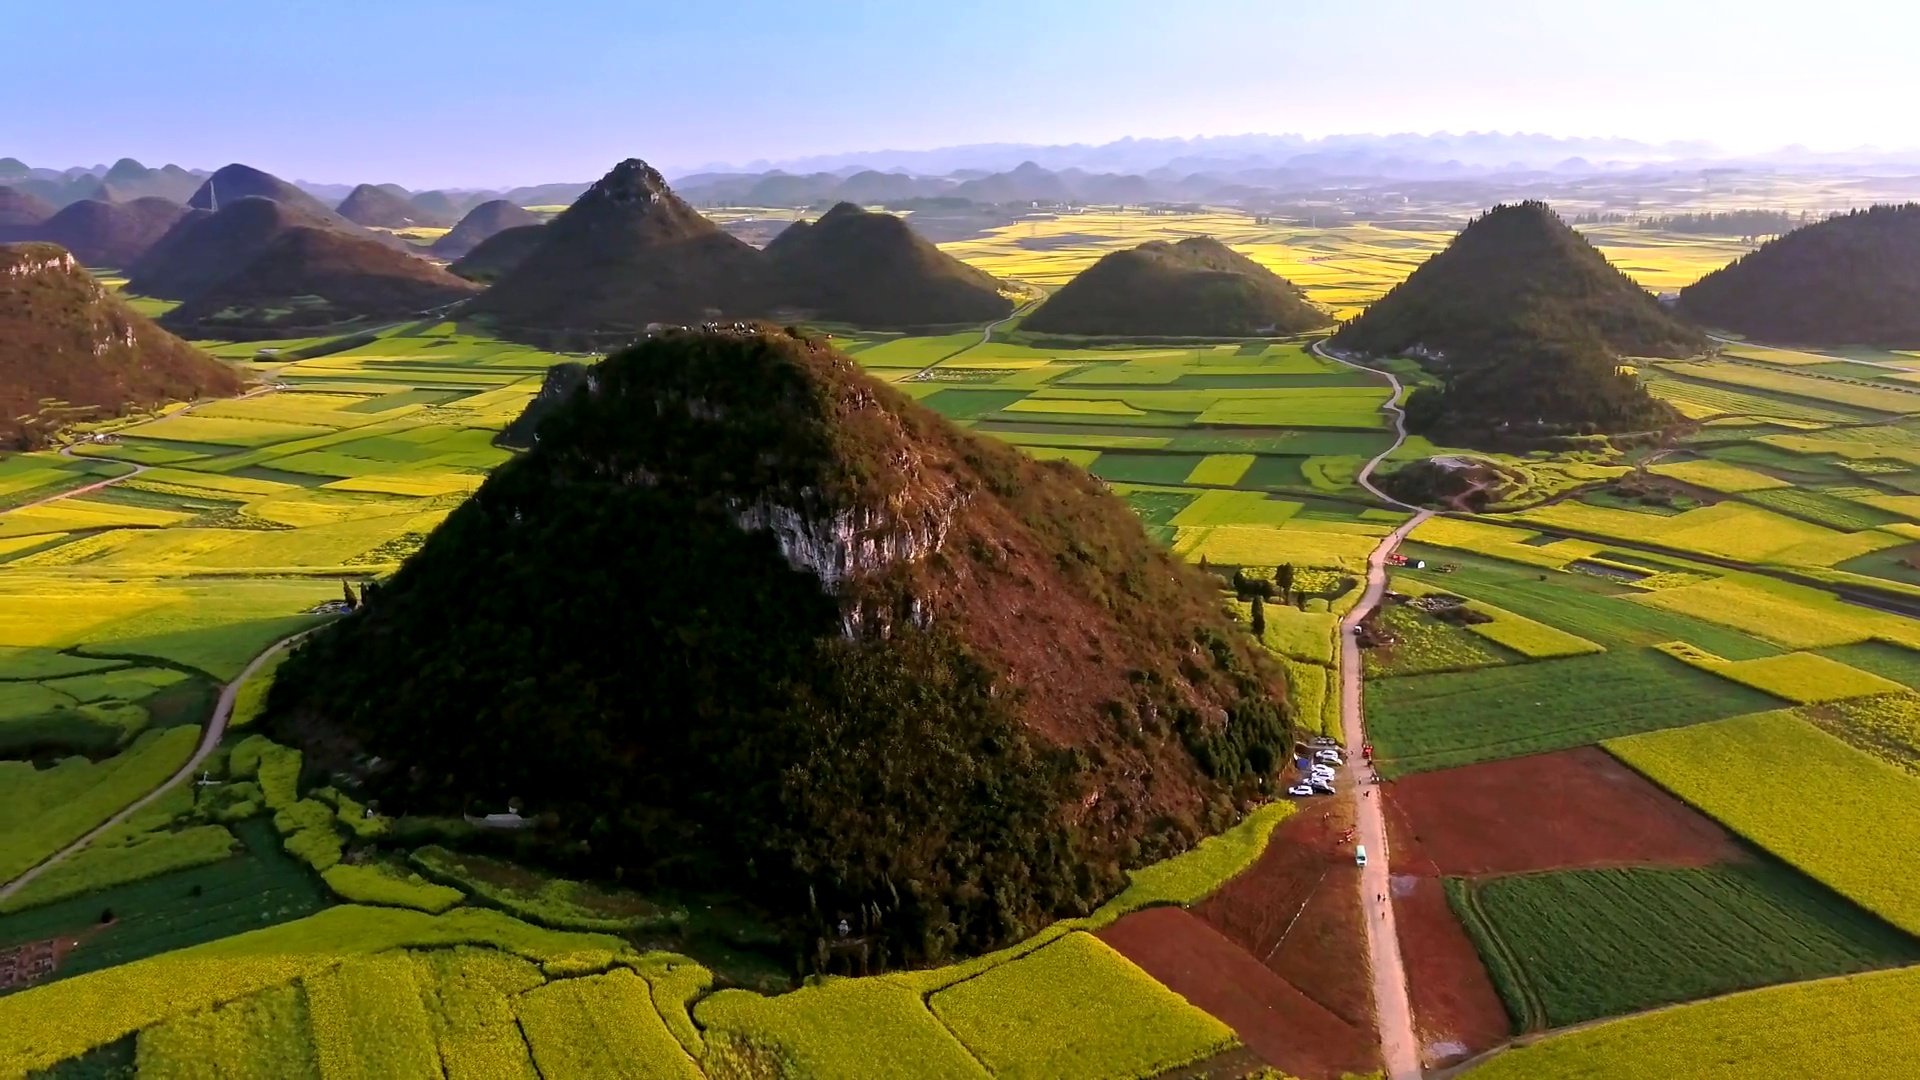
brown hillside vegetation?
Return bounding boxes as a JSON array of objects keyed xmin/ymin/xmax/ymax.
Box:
[
  {"xmin": 466, "ymin": 159, "xmax": 774, "ymax": 342},
  {"xmin": 30, "ymin": 197, "xmax": 187, "ymax": 267},
  {"xmin": 0, "ymin": 186, "xmax": 56, "ymax": 234},
  {"xmin": 267, "ymin": 326, "xmax": 1292, "ymax": 964},
  {"xmin": 431, "ymin": 199, "xmax": 541, "ymax": 258},
  {"xmin": 765, "ymin": 201, "xmax": 1012, "ymax": 327},
  {"xmin": 0, "ymin": 242, "xmax": 241, "ymax": 448},
  {"xmin": 162, "ymin": 226, "xmax": 480, "ymax": 337},
  {"xmin": 126, "ymin": 196, "xmax": 336, "ymax": 300},
  {"xmin": 448, "ymin": 224, "xmax": 545, "ymax": 283},
  {"xmin": 1024, "ymin": 236, "xmax": 1329, "ymax": 337}
]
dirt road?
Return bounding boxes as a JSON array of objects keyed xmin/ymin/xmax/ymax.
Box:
[
  {"xmin": 1315, "ymin": 339, "xmax": 1427, "ymax": 1080},
  {"xmin": 0, "ymin": 632, "xmax": 309, "ymax": 903}
]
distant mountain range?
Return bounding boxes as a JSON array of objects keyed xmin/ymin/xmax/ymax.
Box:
[{"xmin": 11, "ymin": 131, "xmax": 1920, "ymax": 217}]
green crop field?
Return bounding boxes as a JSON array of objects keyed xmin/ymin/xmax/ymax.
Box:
[
  {"xmin": 1368, "ymin": 648, "xmax": 1782, "ymax": 775},
  {"xmin": 1449, "ymin": 862, "xmax": 1920, "ymax": 1029},
  {"xmin": 1609, "ymin": 711, "xmax": 1920, "ymax": 935}
]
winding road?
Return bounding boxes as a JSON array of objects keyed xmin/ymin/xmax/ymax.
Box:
[
  {"xmin": 1313, "ymin": 339, "xmax": 1428, "ymax": 1080},
  {"xmin": 7, "ymin": 382, "xmax": 283, "ymax": 515},
  {"xmin": 0, "ymin": 632, "xmax": 310, "ymax": 904},
  {"xmin": 906, "ymin": 282, "xmax": 1045, "ymax": 381}
]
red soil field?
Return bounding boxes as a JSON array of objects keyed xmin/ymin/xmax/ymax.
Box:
[
  {"xmin": 1382, "ymin": 745, "xmax": 1743, "ymax": 877},
  {"xmin": 1099, "ymin": 907, "xmax": 1376, "ymax": 1080},
  {"xmin": 1390, "ymin": 873, "xmax": 1510, "ymax": 1068},
  {"xmin": 1184, "ymin": 794, "xmax": 1380, "ymax": 1076}
]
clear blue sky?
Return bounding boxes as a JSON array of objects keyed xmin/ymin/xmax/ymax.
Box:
[{"xmin": 13, "ymin": 0, "xmax": 1915, "ymax": 188}]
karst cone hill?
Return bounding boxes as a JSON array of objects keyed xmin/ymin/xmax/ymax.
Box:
[
  {"xmin": 467, "ymin": 160, "xmax": 773, "ymax": 340},
  {"xmin": 32, "ymin": 196, "xmax": 187, "ymax": 267},
  {"xmin": 431, "ymin": 199, "xmax": 542, "ymax": 259},
  {"xmin": 1024, "ymin": 236, "xmax": 1329, "ymax": 337},
  {"xmin": 1333, "ymin": 202, "xmax": 1700, "ymax": 437},
  {"xmin": 128, "ymin": 196, "xmax": 334, "ymax": 300},
  {"xmin": 161, "ymin": 226, "xmax": 480, "ymax": 337},
  {"xmin": 0, "ymin": 242, "xmax": 240, "ymax": 448},
  {"xmin": 1679, "ymin": 203, "xmax": 1920, "ymax": 347},
  {"xmin": 267, "ymin": 327, "xmax": 1290, "ymax": 962},
  {"xmin": 335, "ymin": 183, "xmax": 429, "ymax": 229},
  {"xmin": 448, "ymin": 224, "xmax": 545, "ymax": 283},
  {"xmin": 1332, "ymin": 201, "xmax": 1704, "ymax": 359},
  {"xmin": 765, "ymin": 201, "xmax": 1012, "ymax": 327}
]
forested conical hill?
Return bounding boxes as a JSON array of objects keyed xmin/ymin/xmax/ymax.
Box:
[
  {"xmin": 32, "ymin": 196, "xmax": 187, "ymax": 267},
  {"xmin": 448, "ymin": 224, "xmax": 545, "ymax": 283},
  {"xmin": 0, "ymin": 242, "xmax": 241, "ymax": 448},
  {"xmin": 267, "ymin": 327, "xmax": 1290, "ymax": 963},
  {"xmin": 431, "ymin": 199, "xmax": 541, "ymax": 259},
  {"xmin": 765, "ymin": 202, "xmax": 1012, "ymax": 327},
  {"xmin": 467, "ymin": 160, "xmax": 773, "ymax": 343},
  {"xmin": 161, "ymin": 226, "xmax": 480, "ymax": 337},
  {"xmin": 335, "ymin": 183, "xmax": 427, "ymax": 228},
  {"xmin": 1678, "ymin": 204, "xmax": 1920, "ymax": 347},
  {"xmin": 1023, "ymin": 237, "xmax": 1328, "ymax": 337},
  {"xmin": 127, "ymin": 196, "xmax": 332, "ymax": 300},
  {"xmin": 1331, "ymin": 201, "xmax": 1704, "ymax": 359}
]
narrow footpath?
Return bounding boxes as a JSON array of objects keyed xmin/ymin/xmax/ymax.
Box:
[{"xmin": 1314, "ymin": 339, "xmax": 1427, "ymax": 1080}]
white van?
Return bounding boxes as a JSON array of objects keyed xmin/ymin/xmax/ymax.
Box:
[{"xmin": 1355, "ymin": 845, "xmax": 1368, "ymax": 867}]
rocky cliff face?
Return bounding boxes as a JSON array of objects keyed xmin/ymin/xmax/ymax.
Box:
[{"xmin": 0, "ymin": 242, "xmax": 241, "ymax": 447}]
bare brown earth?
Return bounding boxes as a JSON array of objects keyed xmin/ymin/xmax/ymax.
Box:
[
  {"xmin": 1376, "ymin": 745, "xmax": 1749, "ymax": 1069},
  {"xmin": 1381, "ymin": 746, "xmax": 1745, "ymax": 877},
  {"xmin": 1179, "ymin": 794, "xmax": 1380, "ymax": 1078},
  {"xmin": 1100, "ymin": 907, "xmax": 1376, "ymax": 1080},
  {"xmin": 1390, "ymin": 873, "xmax": 1511, "ymax": 1069}
]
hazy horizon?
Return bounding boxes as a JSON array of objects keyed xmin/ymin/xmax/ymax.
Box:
[{"xmin": 13, "ymin": 0, "xmax": 1920, "ymax": 188}]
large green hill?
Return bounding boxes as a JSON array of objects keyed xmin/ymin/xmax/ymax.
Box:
[
  {"xmin": 1024, "ymin": 236, "xmax": 1328, "ymax": 337},
  {"xmin": 1334, "ymin": 202, "xmax": 1698, "ymax": 439},
  {"xmin": 1679, "ymin": 204, "xmax": 1920, "ymax": 347},
  {"xmin": 266, "ymin": 327, "xmax": 1290, "ymax": 964},
  {"xmin": 765, "ymin": 202, "xmax": 1012, "ymax": 327}
]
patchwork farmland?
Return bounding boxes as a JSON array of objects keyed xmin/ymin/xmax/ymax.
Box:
[{"xmin": 9, "ymin": 190, "xmax": 1920, "ymax": 1080}]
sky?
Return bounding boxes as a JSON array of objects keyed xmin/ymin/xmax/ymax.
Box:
[{"xmin": 13, "ymin": 0, "xmax": 1919, "ymax": 188}]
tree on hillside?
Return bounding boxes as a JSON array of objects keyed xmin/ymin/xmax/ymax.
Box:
[{"xmin": 1250, "ymin": 593, "xmax": 1266, "ymax": 639}]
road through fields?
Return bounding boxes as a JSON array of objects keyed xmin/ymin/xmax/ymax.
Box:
[
  {"xmin": 0, "ymin": 632, "xmax": 310, "ymax": 904},
  {"xmin": 1316, "ymin": 338, "xmax": 1426, "ymax": 1080}
]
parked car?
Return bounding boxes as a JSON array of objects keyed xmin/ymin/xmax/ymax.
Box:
[
  {"xmin": 1309, "ymin": 765, "xmax": 1336, "ymax": 780},
  {"xmin": 1315, "ymin": 749, "xmax": 1344, "ymax": 765},
  {"xmin": 1309, "ymin": 778, "xmax": 1336, "ymax": 794},
  {"xmin": 1309, "ymin": 736, "xmax": 1340, "ymax": 749},
  {"xmin": 1355, "ymin": 845, "xmax": 1368, "ymax": 867},
  {"xmin": 1286, "ymin": 783, "xmax": 1315, "ymax": 797}
]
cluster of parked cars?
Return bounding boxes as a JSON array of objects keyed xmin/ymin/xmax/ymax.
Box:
[{"xmin": 1285, "ymin": 737, "xmax": 1344, "ymax": 797}]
